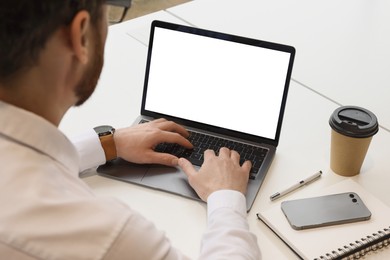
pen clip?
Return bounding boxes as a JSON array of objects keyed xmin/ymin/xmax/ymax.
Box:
[{"xmin": 270, "ymin": 192, "xmax": 280, "ymax": 201}]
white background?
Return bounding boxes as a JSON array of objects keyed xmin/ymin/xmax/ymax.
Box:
[{"xmin": 145, "ymin": 27, "xmax": 291, "ymax": 140}]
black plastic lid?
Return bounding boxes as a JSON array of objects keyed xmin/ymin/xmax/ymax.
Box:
[{"xmin": 329, "ymin": 106, "xmax": 379, "ymax": 138}]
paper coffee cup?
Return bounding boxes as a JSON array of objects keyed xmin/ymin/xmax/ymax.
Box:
[{"xmin": 329, "ymin": 106, "xmax": 378, "ymax": 176}]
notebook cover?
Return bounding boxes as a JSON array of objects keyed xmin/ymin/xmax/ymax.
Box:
[{"xmin": 257, "ymin": 179, "xmax": 390, "ymax": 259}]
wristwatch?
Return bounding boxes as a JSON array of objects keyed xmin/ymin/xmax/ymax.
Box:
[{"xmin": 93, "ymin": 125, "xmax": 117, "ymax": 161}]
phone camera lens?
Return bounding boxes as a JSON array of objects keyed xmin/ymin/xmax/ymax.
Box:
[
  {"xmin": 349, "ymin": 193, "xmax": 355, "ymax": 198},
  {"xmin": 352, "ymin": 198, "xmax": 357, "ymax": 203}
]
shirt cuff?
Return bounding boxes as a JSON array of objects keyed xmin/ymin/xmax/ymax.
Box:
[
  {"xmin": 69, "ymin": 128, "xmax": 106, "ymax": 172},
  {"xmin": 207, "ymin": 190, "xmax": 247, "ymax": 218}
]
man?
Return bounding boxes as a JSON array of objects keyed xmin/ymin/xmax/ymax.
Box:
[{"xmin": 0, "ymin": 1, "xmax": 260, "ymax": 259}]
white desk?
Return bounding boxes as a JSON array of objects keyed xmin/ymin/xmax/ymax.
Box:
[
  {"xmin": 167, "ymin": 0, "xmax": 390, "ymax": 131},
  {"xmin": 121, "ymin": 10, "xmax": 189, "ymax": 46},
  {"xmin": 59, "ymin": 13, "xmax": 390, "ymax": 258}
]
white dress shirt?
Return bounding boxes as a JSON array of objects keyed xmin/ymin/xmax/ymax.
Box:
[{"xmin": 0, "ymin": 101, "xmax": 261, "ymax": 260}]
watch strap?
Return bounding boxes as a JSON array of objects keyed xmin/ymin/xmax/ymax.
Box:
[{"xmin": 99, "ymin": 133, "xmax": 117, "ymax": 161}]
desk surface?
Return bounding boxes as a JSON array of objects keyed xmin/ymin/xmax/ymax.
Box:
[{"xmin": 59, "ymin": 4, "xmax": 390, "ymax": 259}]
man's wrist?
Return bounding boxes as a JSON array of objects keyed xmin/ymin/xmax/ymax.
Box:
[{"xmin": 93, "ymin": 125, "xmax": 117, "ymax": 161}]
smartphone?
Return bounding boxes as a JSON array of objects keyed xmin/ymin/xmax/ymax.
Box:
[{"xmin": 281, "ymin": 192, "xmax": 371, "ymax": 230}]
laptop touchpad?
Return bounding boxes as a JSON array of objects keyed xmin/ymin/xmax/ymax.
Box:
[
  {"xmin": 142, "ymin": 166, "xmax": 199, "ymax": 199},
  {"xmin": 97, "ymin": 158, "xmax": 147, "ymax": 182}
]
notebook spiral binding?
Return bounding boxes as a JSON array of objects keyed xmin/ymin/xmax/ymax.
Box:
[{"xmin": 315, "ymin": 226, "xmax": 390, "ymax": 260}]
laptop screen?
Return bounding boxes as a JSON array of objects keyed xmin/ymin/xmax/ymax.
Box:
[{"xmin": 142, "ymin": 21, "xmax": 295, "ymax": 144}]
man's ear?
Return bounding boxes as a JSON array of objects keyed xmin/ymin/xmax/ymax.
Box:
[{"xmin": 69, "ymin": 10, "xmax": 91, "ymax": 65}]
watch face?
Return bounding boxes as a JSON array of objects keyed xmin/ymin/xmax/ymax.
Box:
[{"xmin": 94, "ymin": 125, "xmax": 114, "ymax": 136}]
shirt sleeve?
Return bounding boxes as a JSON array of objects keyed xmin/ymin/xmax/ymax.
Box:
[
  {"xmin": 68, "ymin": 128, "xmax": 106, "ymax": 173},
  {"xmin": 200, "ymin": 190, "xmax": 261, "ymax": 260}
]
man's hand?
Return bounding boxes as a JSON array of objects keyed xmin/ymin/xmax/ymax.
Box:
[
  {"xmin": 178, "ymin": 147, "xmax": 251, "ymax": 201},
  {"xmin": 114, "ymin": 118, "xmax": 193, "ymax": 166}
]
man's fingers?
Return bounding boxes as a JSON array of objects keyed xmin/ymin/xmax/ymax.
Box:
[
  {"xmin": 156, "ymin": 131, "xmax": 193, "ymax": 149},
  {"xmin": 242, "ymin": 160, "xmax": 252, "ymax": 173},
  {"xmin": 203, "ymin": 149, "xmax": 216, "ymax": 161},
  {"xmin": 178, "ymin": 158, "xmax": 197, "ymax": 179},
  {"xmin": 146, "ymin": 152, "xmax": 179, "ymax": 166},
  {"xmin": 230, "ymin": 149, "xmax": 240, "ymax": 163},
  {"xmin": 218, "ymin": 147, "xmax": 231, "ymax": 158},
  {"xmin": 152, "ymin": 118, "xmax": 190, "ymax": 138}
]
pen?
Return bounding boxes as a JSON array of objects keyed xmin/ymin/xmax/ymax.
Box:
[{"xmin": 270, "ymin": 170, "xmax": 323, "ymax": 201}]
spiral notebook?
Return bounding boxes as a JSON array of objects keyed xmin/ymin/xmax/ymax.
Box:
[{"xmin": 257, "ymin": 179, "xmax": 390, "ymax": 259}]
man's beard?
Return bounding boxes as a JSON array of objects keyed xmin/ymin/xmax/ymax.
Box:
[{"xmin": 74, "ymin": 28, "xmax": 104, "ymax": 106}]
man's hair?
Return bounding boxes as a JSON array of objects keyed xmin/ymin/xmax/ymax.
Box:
[{"xmin": 0, "ymin": 0, "xmax": 106, "ymax": 82}]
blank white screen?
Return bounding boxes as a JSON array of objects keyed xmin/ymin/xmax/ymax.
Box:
[{"xmin": 145, "ymin": 27, "xmax": 291, "ymax": 140}]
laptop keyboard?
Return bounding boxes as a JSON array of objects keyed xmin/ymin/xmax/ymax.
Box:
[{"xmin": 141, "ymin": 120, "xmax": 268, "ymax": 179}]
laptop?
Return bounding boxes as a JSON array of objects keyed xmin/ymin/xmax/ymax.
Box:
[{"xmin": 98, "ymin": 20, "xmax": 295, "ymax": 211}]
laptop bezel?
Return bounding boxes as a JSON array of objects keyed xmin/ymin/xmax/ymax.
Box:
[{"xmin": 141, "ymin": 20, "xmax": 295, "ymax": 147}]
